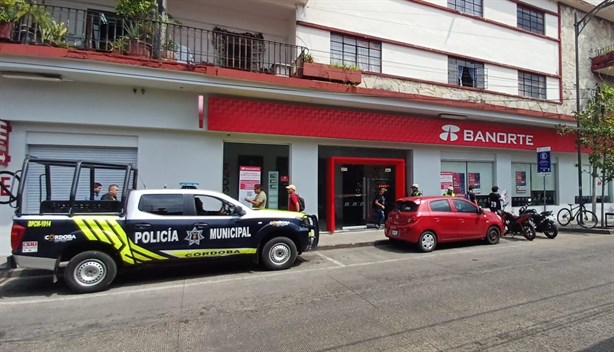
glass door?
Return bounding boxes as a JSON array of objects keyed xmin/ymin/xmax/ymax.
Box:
[{"xmin": 336, "ymin": 164, "xmax": 395, "ymax": 228}]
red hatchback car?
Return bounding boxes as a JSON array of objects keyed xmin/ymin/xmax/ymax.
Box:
[{"xmin": 385, "ymin": 196, "xmax": 504, "ymax": 252}]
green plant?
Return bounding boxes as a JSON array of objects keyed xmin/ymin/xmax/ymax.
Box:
[
  {"xmin": 109, "ymin": 36, "xmax": 128, "ymax": 53},
  {"xmin": 302, "ymin": 52, "xmax": 314, "ymax": 63},
  {"xmin": 40, "ymin": 19, "xmax": 68, "ymax": 47},
  {"xmin": 331, "ymin": 62, "xmax": 359, "ymax": 71},
  {"xmin": 115, "ymin": 0, "xmax": 158, "ymax": 20},
  {"xmin": 161, "ymin": 38, "xmax": 175, "ymax": 51},
  {"xmin": 0, "ymin": 0, "xmax": 29, "ymax": 23},
  {"xmin": 123, "ymin": 21, "xmax": 142, "ymax": 40}
]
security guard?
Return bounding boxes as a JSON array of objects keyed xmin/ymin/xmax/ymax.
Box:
[
  {"xmin": 443, "ymin": 186, "xmax": 456, "ymax": 197},
  {"xmin": 410, "ymin": 183, "xmax": 422, "ymax": 196}
]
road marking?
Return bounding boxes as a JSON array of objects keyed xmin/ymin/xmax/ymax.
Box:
[
  {"xmin": 1, "ymin": 235, "xmax": 608, "ymax": 306},
  {"xmin": 314, "ymin": 251, "xmax": 346, "ymax": 267}
]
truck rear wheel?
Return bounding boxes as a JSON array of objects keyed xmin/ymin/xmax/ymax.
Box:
[
  {"xmin": 261, "ymin": 237, "xmax": 297, "ymax": 270},
  {"xmin": 64, "ymin": 251, "xmax": 117, "ymax": 294}
]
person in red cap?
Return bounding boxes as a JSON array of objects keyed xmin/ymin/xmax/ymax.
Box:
[{"xmin": 286, "ymin": 184, "xmax": 300, "ymax": 211}]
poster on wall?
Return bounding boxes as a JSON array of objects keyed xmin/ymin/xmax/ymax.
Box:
[
  {"xmin": 468, "ymin": 173, "xmax": 481, "ymax": 194},
  {"xmin": 515, "ymin": 171, "xmax": 527, "ymax": 193},
  {"xmin": 239, "ymin": 166, "xmax": 262, "ymax": 207},
  {"xmin": 453, "ymin": 172, "xmax": 465, "ymax": 194},
  {"xmin": 440, "ymin": 171, "xmax": 453, "ymax": 194}
]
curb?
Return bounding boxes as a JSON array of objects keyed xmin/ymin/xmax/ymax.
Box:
[{"xmin": 316, "ymin": 239, "xmax": 387, "ymax": 251}]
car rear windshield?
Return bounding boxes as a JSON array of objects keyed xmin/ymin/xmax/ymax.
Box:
[{"xmin": 396, "ymin": 201, "xmax": 419, "ymax": 212}]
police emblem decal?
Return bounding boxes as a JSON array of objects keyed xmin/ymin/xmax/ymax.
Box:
[{"xmin": 185, "ymin": 227, "xmax": 204, "ymax": 246}]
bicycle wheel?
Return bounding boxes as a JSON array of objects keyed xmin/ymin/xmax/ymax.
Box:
[
  {"xmin": 557, "ymin": 208, "xmax": 572, "ymax": 226},
  {"xmin": 577, "ymin": 210, "xmax": 598, "ymax": 229}
]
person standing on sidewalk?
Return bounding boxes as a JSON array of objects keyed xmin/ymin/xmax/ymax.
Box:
[
  {"xmin": 410, "ymin": 184, "xmax": 422, "ymax": 196},
  {"xmin": 286, "ymin": 184, "xmax": 300, "ymax": 212},
  {"xmin": 373, "ymin": 187, "xmax": 387, "ymax": 229},
  {"xmin": 245, "ymin": 184, "xmax": 267, "ymax": 209}
]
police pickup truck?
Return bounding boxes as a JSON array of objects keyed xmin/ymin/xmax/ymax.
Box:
[{"xmin": 8, "ymin": 157, "xmax": 319, "ymax": 293}]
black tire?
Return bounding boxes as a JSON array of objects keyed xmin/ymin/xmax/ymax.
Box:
[
  {"xmin": 522, "ymin": 223, "xmax": 536, "ymax": 241},
  {"xmin": 484, "ymin": 226, "xmax": 500, "ymax": 244},
  {"xmin": 261, "ymin": 237, "xmax": 297, "ymax": 270},
  {"xmin": 417, "ymin": 231, "xmax": 437, "ymax": 252},
  {"xmin": 577, "ymin": 210, "xmax": 598, "ymax": 229},
  {"xmin": 557, "ymin": 208, "xmax": 572, "ymax": 226},
  {"xmin": 544, "ymin": 222, "xmax": 558, "ymax": 239},
  {"xmin": 64, "ymin": 251, "xmax": 117, "ymax": 294}
]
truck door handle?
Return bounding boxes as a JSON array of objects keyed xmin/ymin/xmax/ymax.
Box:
[
  {"xmin": 194, "ymin": 223, "xmax": 208, "ymax": 227},
  {"xmin": 133, "ymin": 223, "xmax": 151, "ymax": 230}
]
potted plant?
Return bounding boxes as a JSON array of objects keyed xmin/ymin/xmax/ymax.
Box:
[
  {"xmin": 0, "ymin": 0, "xmax": 29, "ymax": 41},
  {"xmin": 115, "ymin": 0, "xmax": 159, "ymax": 57},
  {"xmin": 109, "ymin": 36, "xmax": 128, "ymax": 55},
  {"xmin": 298, "ymin": 54, "xmax": 362, "ymax": 85},
  {"xmin": 160, "ymin": 38, "xmax": 175, "ymax": 60},
  {"xmin": 40, "ymin": 18, "xmax": 68, "ymax": 47}
]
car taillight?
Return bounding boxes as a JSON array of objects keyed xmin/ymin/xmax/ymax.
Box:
[
  {"xmin": 11, "ymin": 224, "xmax": 26, "ymax": 252},
  {"xmin": 407, "ymin": 215, "xmax": 417, "ymax": 224}
]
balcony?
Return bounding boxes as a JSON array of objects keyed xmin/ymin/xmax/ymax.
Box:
[
  {"xmin": 0, "ymin": 4, "xmax": 308, "ymax": 77},
  {"xmin": 592, "ymin": 45, "xmax": 614, "ymax": 77}
]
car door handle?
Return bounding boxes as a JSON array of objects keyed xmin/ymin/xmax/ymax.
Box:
[
  {"xmin": 133, "ymin": 223, "xmax": 151, "ymax": 230},
  {"xmin": 434, "ymin": 218, "xmax": 440, "ymax": 222},
  {"xmin": 193, "ymin": 223, "xmax": 208, "ymax": 227}
]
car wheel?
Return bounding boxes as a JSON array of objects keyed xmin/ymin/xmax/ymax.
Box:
[
  {"xmin": 64, "ymin": 251, "xmax": 117, "ymax": 294},
  {"xmin": 417, "ymin": 231, "xmax": 437, "ymax": 252},
  {"xmin": 485, "ymin": 226, "xmax": 500, "ymax": 244},
  {"xmin": 261, "ymin": 237, "xmax": 297, "ymax": 270}
]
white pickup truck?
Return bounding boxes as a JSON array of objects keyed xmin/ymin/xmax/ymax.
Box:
[{"xmin": 8, "ymin": 157, "xmax": 319, "ymax": 293}]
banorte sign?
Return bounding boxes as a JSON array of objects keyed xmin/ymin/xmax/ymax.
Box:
[
  {"xmin": 207, "ymin": 97, "xmax": 577, "ymax": 152},
  {"xmin": 439, "ymin": 124, "xmax": 534, "ymax": 146}
]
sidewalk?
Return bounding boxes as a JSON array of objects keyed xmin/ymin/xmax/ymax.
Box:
[{"xmin": 1, "ymin": 226, "xmax": 611, "ymax": 279}]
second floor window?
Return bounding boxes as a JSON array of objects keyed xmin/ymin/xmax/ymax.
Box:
[
  {"xmin": 330, "ymin": 33, "xmax": 381, "ymax": 73},
  {"xmin": 448, "ymin": 57, "xmax": 486, "ymax": 89},
  {"xmin": 518, "ymin": 71, "xmax": 546, "ymax": 99},
  {"xmin": 448, "ymin": 0, "xmax": 483, "ymax": 16},
  {"xmin": 517, "ymin": 5, "xmax": 545, "ymax": 34}
]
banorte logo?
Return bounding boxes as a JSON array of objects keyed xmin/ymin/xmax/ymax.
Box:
[
  {"xmin": 438, "ymin": 124, "xmax": 534, "ymax": 146},
  {"xmin": 439, "ymin": 125, "xmax": 460, "ymax": 142}
]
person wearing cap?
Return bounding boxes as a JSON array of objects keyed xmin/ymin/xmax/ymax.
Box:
[
  {"xmin": 443, "ymin": 186, "xmax": 456, "ymax": 197},
  {"xmin": 410, "ymin": 183, "xmax": 422, "ymax": 197},
  {"xmin": 373, "ymin": 187, "xmax": 387, "ymax": 229},
  {"xmin": 286, "ymin": 184, "xmax": 300, "ymax": 211}
]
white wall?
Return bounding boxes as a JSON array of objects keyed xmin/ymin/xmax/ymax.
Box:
[
  {"xmin": 289, "ymin": 142, "xmax": 318, "ymax": 214},
  {"xmin": 300, "ymin": 0, "xmax": 559, "ymax": 75},
  {"xmin": 487, "ymin": 65, "xmax": 519, "ymax": 96},
  {"xmin": 411, "ymin": 147, "xmax": 441, "ymax": 196},
  {"xmin": 382, "ymin": 44, "xmax": 448, "ymax": 82}
]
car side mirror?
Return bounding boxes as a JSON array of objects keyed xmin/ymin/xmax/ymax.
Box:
[
  {"xmin": 477, "ymin": 207, "xmax": 483, "ymax": 214},
  {"xmin": 235, "ymin": 206, "xmax": 246, "ymax": 216}
]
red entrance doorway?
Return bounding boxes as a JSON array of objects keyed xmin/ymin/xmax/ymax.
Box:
[{"xmin": 326, "ymin": 157, "xmax": 406, "ymax": 232}]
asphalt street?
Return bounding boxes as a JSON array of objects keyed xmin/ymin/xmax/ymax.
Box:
[{"xmin": 0, "ymin": 233, "xmax": 613, "ymax": 352}]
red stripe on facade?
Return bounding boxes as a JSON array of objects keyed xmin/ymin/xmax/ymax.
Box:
[{"xmin": 207, "ymin": 97, "xmax": 577, "ymax": 152}]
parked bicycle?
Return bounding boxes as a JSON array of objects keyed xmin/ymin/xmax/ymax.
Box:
[{"xmin": 557, "ymin": 203, "xmax": 598, "ymax": 228}]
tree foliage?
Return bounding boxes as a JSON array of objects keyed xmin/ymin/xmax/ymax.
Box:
[{"xmin": 560, "ymin": 82, "xmax": 614, "ymax": 225}]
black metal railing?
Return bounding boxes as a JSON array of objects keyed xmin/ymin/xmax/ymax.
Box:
[
  {"xmin": 6, "ymin": 4, "xmax": 308, "ymax": 75},
  {"xmin": 592, "ymin": 44, "xmax": 614, "ymax": 58}
]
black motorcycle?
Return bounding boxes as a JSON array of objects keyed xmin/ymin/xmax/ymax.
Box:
[{"xmin": 519, "ymin": 199, "xmax": 558, "ymax": 239}]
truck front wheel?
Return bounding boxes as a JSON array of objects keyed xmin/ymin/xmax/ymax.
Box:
[
  {"xmin": 64, "ymin": 251, "xmax": 117, "ymax": 294},
  {"xmin": 261, "ymin": 237, "xmax": 297, "ymax": 270}
]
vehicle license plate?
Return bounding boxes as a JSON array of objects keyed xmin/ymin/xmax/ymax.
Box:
[{"xmin": 391, "ymin": 229, "xmax": 399, "ymax": 236}]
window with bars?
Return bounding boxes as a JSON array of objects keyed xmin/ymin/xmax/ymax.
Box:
[
  {"xmin": 330, "ymin": 33, "xmax": 381, "ymax": 73},
  {"xmin": 518, "ymin": 71, "xmax": 546, "ymax": 99},
  {"xmin": 448, "ymin": 57, "xmax": 486, "ymax": 89},
  {"xmin": 447, "ymin": 0, "xmax": 483, "ymax": 16},
  {"xmin": 517, "ymin": 5, "xmax": 545, "ymax": 34}
]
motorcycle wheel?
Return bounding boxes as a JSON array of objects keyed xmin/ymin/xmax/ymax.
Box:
[
  {"xmin": 544, "ymin": 222, "xmax": 558, "ymax": 239},
  {"xmin": 522, "ymin": 223, "xmax": 536, "ymax": 241}
]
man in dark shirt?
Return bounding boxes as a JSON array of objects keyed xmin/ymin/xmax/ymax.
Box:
[
  {"xmin": 467, "ymin": 185, "xmax": 477, "ymax": 205},
  {"xmin": 488, "ymin": 186, "xmax": 502, "ymax": 212},
  {"xmin": 373, "ymin": 187, "xmax": 387, "ymax": 229}
]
